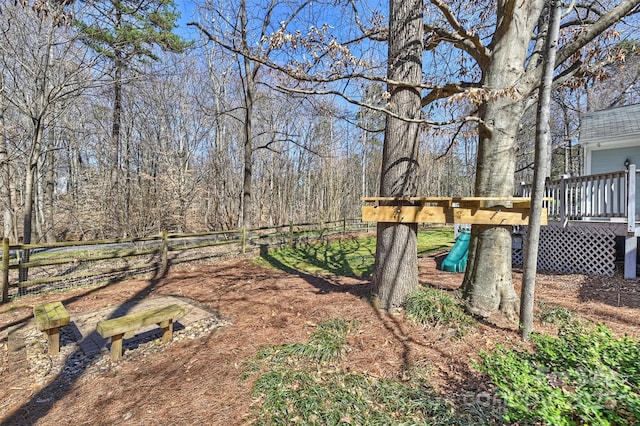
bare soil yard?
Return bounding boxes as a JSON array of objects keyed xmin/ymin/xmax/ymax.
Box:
[{"xmin": 1, "ymin": 254, "xmax": 639, "ymax": 425}]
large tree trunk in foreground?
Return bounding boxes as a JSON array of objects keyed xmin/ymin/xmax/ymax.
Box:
[
  {"xmin": 461, "ymin": 94, "xmax": 525, "ymax": 320},
  {"xmin": 371, "ymin": 0, "xmax": 423, "ymax": 310},
  {"xmin": 461, "ymin": 0, "xmax": 640, "ymax": 320},
  {"xmin": 461, "ymin": 1, "xmax": 544, "ymax": 320}
]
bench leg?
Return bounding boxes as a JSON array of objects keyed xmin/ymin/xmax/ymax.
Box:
[
  {"xmin": 110, "ymin": 333, "xmax": 124, "ymax": 361},
  {"xmin": 45, "ymin": 327, "xmax": 60, "ymax": 354},
  {"xmin": 160, "ymin": 319, "xmax": 174, "ymax": 344}
]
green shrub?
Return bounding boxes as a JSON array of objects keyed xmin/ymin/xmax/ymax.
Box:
[
  {"xmin": 405, "ymin": 286, "xmax": 475, "ymax": 338},
  {"xmin": 479, "ymin": 323, "xmax": 640, "ymax": 425},
  {"xmin": 537, "ymin": 301, "xmax": 575, "ymax": 326}
]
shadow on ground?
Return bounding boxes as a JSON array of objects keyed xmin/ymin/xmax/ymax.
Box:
[{"xmin": 3, "ymin": 264, "xmax": 171, "ymax": 425}]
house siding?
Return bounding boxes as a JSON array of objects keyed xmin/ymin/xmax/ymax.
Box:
[
  {"xmin": 590, "ymin": 148, "xmax": 640, "ymax": 215},
  {"xmin": 590, "ymin": 147, "xmax": 640, "ymax": 174}
]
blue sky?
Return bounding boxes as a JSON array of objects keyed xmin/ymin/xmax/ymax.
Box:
[{"xmin": 174, "ymin": 0, "xmax": 199, "ymax": 39}]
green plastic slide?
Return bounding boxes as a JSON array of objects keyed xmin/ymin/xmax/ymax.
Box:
[{"xmin": 440, "ymin": 231, "xmax": 470, "ymax": 273}]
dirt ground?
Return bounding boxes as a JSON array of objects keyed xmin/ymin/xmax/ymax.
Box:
[{"xmin": 1, "ymin": 253, "xmax": 639, "ymax": 425}]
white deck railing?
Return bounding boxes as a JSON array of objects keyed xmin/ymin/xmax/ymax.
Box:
[{"xmin": 520, "ymin": 165, "xmax": 637, "ymax": 227}]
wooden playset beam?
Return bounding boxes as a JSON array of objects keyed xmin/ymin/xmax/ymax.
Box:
[{"xmin": 361, "ymin": 197, "xmax": 548, "ymax": 226}]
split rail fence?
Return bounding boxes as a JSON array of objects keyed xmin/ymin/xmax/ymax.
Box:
[{"xmin": 1, "ymin": 219, "xmax": 369, "ymax": 304}]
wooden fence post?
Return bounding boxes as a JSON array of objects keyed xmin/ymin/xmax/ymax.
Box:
[
  {"xmin": 288, "ymin": 222, "xmax": 293, "ymax": 247},
  {"xmin": 161, "ymin": 231, "xmax": 169, "ymax": 274},
  {"xmin": 2, "ymin": 238, "xmax": 9, "ymax": 303}
]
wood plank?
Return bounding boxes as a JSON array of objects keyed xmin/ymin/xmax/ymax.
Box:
[
  {"xmin": 362, "ymin": 196, "xmax": 538, "ymax": 202},
  {"xmin": 362, "ymin": 206, "xmax": 451, "ymax": 223},
  {"xmin": 451, "ymin": 208, "xmax": 548, "ymax": 226},
  {"xmin": 361, "ymin": 196, "xmax": 454, "ymax": 202},
  {"xmin": 362, "ymin": 206, "xmax": 547, "ymax": 225},
  {"xmin": 361, "ymin": 197, "xmax": 550, "ymax": 211},
  {"xmin": 96, "ymin": 304, "xmax": 185, "ymax": 339}
]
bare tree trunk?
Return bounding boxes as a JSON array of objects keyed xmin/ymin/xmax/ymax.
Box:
[
  {"xmin": 20, "ymin": 118, "xmax": 44, "ymax": 282},
  {"xmin": 461, "ymin": 1, "xmax": 544, "ymax": 320},
  {"xmin": 111, "ymin": 55, "xmax": 123, "ymax": 237},
  {"xmin": 242, "ymin": 77, "xmax": 254, "ymax": 230},
  {"xmin": 521, "ymin": 0, "xmax": 562, "ymax": 338},
  {"xmin": 461, "ymin": 93, "xmax": 524, "ymax": 319},
  {"xmin": 44, "ymin": 133, "xmax": 55, "ymax": 242},
  {"xmin": 371, "ymin": 0, "xmax": 423, "ymax": 310},
  {"xmin": 240, "ymin": 0, "xmax": 255, "ymax": 230},
  {"xmin": 0, "ymin": 103, "xmax": 13, "ymax": 240},
  {"xmin": 36, "ymin": 164, "xmax": 44, "ymax": 240},
  {"xmin": 20, "ymin": 30, "xmax": 54, "ymax": 281},
  {"xmin": 124, "ymin": 126, "xmax": 131, "ymax": 235},
  {"xmin": 110, "ymin": 5, "xmax": 124, "ymax": 237},
  {"xmin": 23, "ymin": 120, "xmax": 45, "ymax": 246}
]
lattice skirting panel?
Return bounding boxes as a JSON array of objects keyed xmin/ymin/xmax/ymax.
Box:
[{"xmin": 512, "ymin": 224, "xmax": 616, "ymax": 276}]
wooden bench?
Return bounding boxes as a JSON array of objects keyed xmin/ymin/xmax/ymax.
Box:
[
  {"xmin": 33, "ymin": 301, "xmax": 70, "ymax": 354},
  {"xmin": 96, "ymin": 304, "xmax": 185, "ymax": 361}
]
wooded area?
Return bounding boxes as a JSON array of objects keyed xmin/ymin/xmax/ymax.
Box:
[
  {"xmin": 2, "ymin": 0, "xmax": 640, "ymax": 316},
  {"xmin": 0, "ymin": 1, "xmax": 477, "ymax": 247}
]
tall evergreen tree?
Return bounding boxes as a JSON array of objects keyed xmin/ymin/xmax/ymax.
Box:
[{"xmin": 76, "ymin": 0, "xmax": 189, "ymax": 236}]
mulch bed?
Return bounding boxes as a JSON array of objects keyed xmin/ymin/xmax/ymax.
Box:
[{"xmin": 1, "ymin": 256, "xmax": 638, "ymax": 425}]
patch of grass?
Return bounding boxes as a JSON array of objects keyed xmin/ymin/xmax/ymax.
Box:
[
  {"xmin": 405, "ymin": 286, "xmax": 475, "ymax": 338},
  {"xmin": 416, "ymin": 227, "xmax": 456, "ymax": 257},
  {"xmin": 479, "ymin": 323, "xmax": 640, "ymax": 425},
  {"xmin": 257, "ymin": 227, "xmax": 454, "ymax": 278},
  {"xmin": 256, "ymin": 318, "xmax": 356, "ymax": 365},
  {"xmin": 248, "ymin": 319, "xmax": 487, "ymax": 425},
  {"xmin": 252, "ymin": 368, "xmax": 466, "ymax": 426}
]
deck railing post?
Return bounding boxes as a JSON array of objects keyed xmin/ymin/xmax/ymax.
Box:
[
  {"xmin": 627, "ymin": 164, "xmax": 636, "ymax": 233},
  {"xmin": 625, "ymin": 164, "xmax": 637, "ymax": 279},
  {"xmin": 560, "ymin": 176, "xmax": 567, "ymax": 227}
]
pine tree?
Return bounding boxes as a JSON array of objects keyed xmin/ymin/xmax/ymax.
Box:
[{"xmin": 76, "ymin": 0, "xmax": 190, "ymax": 236}]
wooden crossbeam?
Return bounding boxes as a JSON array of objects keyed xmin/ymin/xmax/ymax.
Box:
[
  {"xmin": 362, "ymin": 206, "xmax": 450, "ymax": 223},
  {"xmin": 361, "ymin": 196, "xmax": 549, "ymax": 209},
  {"xmin": 452, "ymin": 207, "xmax": 547, "ymax": 225},
  {"xmin": 361, "ymin": 205, "xmax": 547, "ymax": 225}
]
